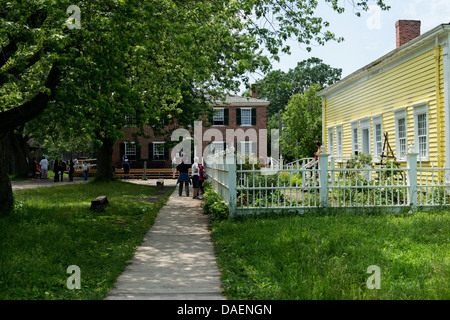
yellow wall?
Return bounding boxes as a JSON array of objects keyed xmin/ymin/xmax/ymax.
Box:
[{"xmin": 324, "ymin": 48, "xmax": 445, "ymax": 169}]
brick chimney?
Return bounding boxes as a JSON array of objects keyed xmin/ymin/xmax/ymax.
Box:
[
  {"xmin": 250, "ymin": 84, "xmax": 258, "ymax": 99},
  {"xmin": 396, "ymin": 20, "xmax": 421, "ymax": 48}
]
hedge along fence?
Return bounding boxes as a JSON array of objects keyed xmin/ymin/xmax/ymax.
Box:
[{"xmin": 205, "ymin": 145, "xmax": 450, "ymax": 218}]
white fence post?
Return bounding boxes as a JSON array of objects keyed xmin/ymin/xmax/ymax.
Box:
[
  {"xmin": 318, "ymin": 147, "xmax": 329, "ymax": 209},
  {"xmin": 226, "ymin": 149, "xmax": 236, "ymax": 218},
  {"xmin": 407, "ymin": 143, "xmax": 418, "ymax": 210}
]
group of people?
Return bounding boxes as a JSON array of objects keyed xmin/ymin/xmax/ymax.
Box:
[
  {"xmin": 175, "ymin": 157, "xmax": 206, "ymax": 199},
  {"xmin": 31, "ymin": 156, "xmax": 90, "ymax": 182}
]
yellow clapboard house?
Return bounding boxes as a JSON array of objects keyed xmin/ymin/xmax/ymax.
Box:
[{"xmin": 318, "ymin": 21, "xmax": 450, "ymax": 177}]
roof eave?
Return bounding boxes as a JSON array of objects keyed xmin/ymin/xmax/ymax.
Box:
[{"xmin": 318, "ymin": 23, "xmax": 450, "ymax": 98}]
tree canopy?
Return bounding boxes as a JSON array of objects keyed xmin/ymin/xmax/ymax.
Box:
[
  {"xmin": 0, "ymin": 0, "xmax": 390, "ymax": 214},
  {"xmin": 257, "ymin": 57, "xmax": 342, "ymax": 117},
  {"xmin": 281, "ymin": 84, "xmax": 323, "ymax": 160}
]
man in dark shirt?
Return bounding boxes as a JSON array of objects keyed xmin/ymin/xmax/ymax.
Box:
[{"xmin": 176, "ymin": 161, "xmax": 191, "ymax": 196}]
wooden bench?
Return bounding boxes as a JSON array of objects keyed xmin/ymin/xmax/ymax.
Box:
[
  {"xmin": 113, "ymin": 168, "xmax": 191, "ymax": 179},
  {"xmin": 90, "ymin": 196, "xmax": 109, "ymax": 212}
]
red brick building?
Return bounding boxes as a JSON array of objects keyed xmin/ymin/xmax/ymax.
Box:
[{"xmin": 112, "ymin": 92, "xmax": 269, "ymax": 169}]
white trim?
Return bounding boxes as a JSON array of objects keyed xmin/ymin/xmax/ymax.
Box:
[
  {"xmin": 444, "ymin": 35, "xmax": 450, "ymax": 181},
  {"xmin": 395, "ymin": 109, "xmax": 408, "ymax": 161},
  {"xmin": 372, "ymin": 116, "xmax": 383, "ymax": 161},
  {"xmin": 336, "ymin": 125, "xmax": 343, "ymax": 159},
  {"xmin": 413, "ymin": 103, "xmax": 429, "ymax": 161},
  {"xmin": 360, "ymin": 119, "xmax": 371, "ymax": 156},
  {"xmin": 327, "ymin": 127, "xmax": 335, "ymax": 157},
  {"xmin": 351, "ymin": 122, "xmax": 359, "ymax": 155}
]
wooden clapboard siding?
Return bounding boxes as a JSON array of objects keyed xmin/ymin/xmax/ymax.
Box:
[{"xmin": 324, "ymin": 48, "xmax": 446, "ymax": 171}]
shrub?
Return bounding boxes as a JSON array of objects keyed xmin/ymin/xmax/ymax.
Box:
[{"xmin": 201, "ymin": 183, "xmax": 229, "ymax": 220}]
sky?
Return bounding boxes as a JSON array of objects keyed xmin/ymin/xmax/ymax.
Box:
[{"xmin": 241, "ymin": 0, "xmax": 450, "ymax": 94}]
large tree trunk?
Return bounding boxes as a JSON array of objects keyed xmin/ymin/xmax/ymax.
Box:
[
  {"xmin": 0, "ymin": 135, "xmax": 14, "ymax": 216},
  {"xmin": 96, "ymin": 137, "xmax": 115, "ymax": 181},
  {"xmin": 3, "ymin": 131, "xmax": 31, "ymax": 176}
]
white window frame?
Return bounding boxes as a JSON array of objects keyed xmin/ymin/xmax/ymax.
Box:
[
  {"xmin": 153, "ymin": 142, "xmax": 165, "ymax": 160},
  {"xmin": 360, "ymin": 119, "xmax": 371, "ymax": 156},
  {"xmin": 241, "ymin": 108, "xmax": 252, "ymax": 126},
  {"xmin": 213, "ymin": 108, "xmax": 225, "ymax": 126},
  {"xmin": 212, "ymin": 141, "xmax": 225, "ymax": 154},
  {"xmin": 125, "ymin": 110, "xmax": 136, "ymax": 127},
  {"xmin": 372, "ymin": 116, "xmax": 383, "ymax": 161},
  {"xmin": 413, "ymin": 103, "xmax": 429, "ymax": 161},
  {"xmin": 351, "ymin": 122, "xmax": 359, "ymax": 156},
  {"xmin": 125, "ymin": 142, "xmax": 136, "ymax": 157},
  {"xmin": 336, "ymin": 125, "xmax": 343, "ymax": 160},
  {"xmin": 327, "ymin": 127, "xmax": 335, "ymax": 157},
  {"xmin": 238, "ymin": 141, "xmax": 255, "ymax": 156},
  {"xmin": 395, "ymin": 109, "xmax": 408, "ymax": 161}
]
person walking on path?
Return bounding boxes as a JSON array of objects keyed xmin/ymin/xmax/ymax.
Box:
[
  {"xmin": 68, "ymin": 160, "xmax": 75, "ymax": 182},
  {"xmin": 176, "ymin": 160, "xmax": 191, "ymax": 196},
  {"xmin": 39, "ymin": 156, "xmax": 49, "ymax": 179},
  {"xmin": 31, "ymin": 157, "xmax": 40, "ymax": 180},
  {"xmin": 171, "ymin": 157, "xmax": 177, "ymax": 179},
  {"xmin": 191, "ymin": 157, "xmax": 200, "ymax": 199},
  {"xmin": 123, "ymin": 159, "xmax": 130, "ymax": 179},
  {"xmin": 198, "ymin": 162, "xmax": 206, "ymax": 197},
  {"xmin": 53, "ymin": 160, "xmax": 60, "ymax": 182},
  {"xmin": 82, "ymin": 161, "xmax": 89, "ymax": 182},
  {"xmin": 59, "ymin": 160, "xmax": 66, "ymax": 182}
]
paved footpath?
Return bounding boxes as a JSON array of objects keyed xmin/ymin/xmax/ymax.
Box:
[
  {"xmin": 105, "ymin": 180, "xmax": 225, "ymax": 300},
  {"xmin": 11, "ymin": 177, "xmax": 84, "ymax": 191}
]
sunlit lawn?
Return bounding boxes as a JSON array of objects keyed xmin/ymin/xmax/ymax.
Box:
[
  {"xmin": 0, "ymin": 180, "xmax": 173, "ymax": 300},
  {"xmin": 211, "ymin": 209, "xmax": 450, "ymax": 300}
]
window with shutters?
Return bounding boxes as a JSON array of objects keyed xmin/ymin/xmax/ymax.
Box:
[
  {"xmin": 213, "ymin": 108, "xmax": 225, "ymax": 126},
  {"xmin": 125, "ymin": 142, "xmax": 136, "ymax": 157},
  {"xmin": 241, "ymin": 108, "xmax": 252, "ymax": 126},
  {"xmin": 153, "ymin": 142, "xmax": 165, "ymax": 160}
]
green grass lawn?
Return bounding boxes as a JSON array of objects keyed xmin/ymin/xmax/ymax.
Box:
[
  {"xmin": 0, "ymin": 180, "xmax": 173, "ymax": 300},
  {"xmin": 211, "ymin": 210, "xmax": 450, "ymax": 300}
]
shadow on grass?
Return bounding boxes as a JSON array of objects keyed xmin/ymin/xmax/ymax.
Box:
[{"xmin": 0, "ymin": 180, "xmax": 174, "ymax": 300}]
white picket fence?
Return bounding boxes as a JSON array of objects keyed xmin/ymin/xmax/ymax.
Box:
[{"xmin": 205, "ymin": 147, "xmax": 450, "ymax": 217}]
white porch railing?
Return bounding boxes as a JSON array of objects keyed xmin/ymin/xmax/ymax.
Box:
[{"xmin": 205, "ymin": 146, "xmax": 450, "ymax": 217}]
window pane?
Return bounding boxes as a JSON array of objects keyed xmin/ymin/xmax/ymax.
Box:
[
  {"xmin": 375, "ymin": 124, "xmax": 382, "ymax": 156},
  {"xmin": 398, "ymin": 118, "xmax": 406, "ymax": 139},
  {"xmin": 241, "ymin": 109, "xmax": 251, "ymax": 126},
  {"xmin": 213, "ymin": 142, "xmax": 224, "ymax": 154},
  {"xmin": 337, "ymin": 130, "xmax": 342, "ymax": 157},
  {"xmin": 153, "ymin": 143, "xmax": 165, "ymax": 160},
  {"xmin": 213, "ymin": 109, "xmax": 224, "ymax": 125},
  {"xmin": 353, "ymin": 128, "xmax": 358, "ymax": 153},
  {"xmin": 418, "ymin": 114, "xmax": 427, "ymax": 136},
  {"xmin": 417, "ymin": 113, "xmax": 427, "ymax": 158}
]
